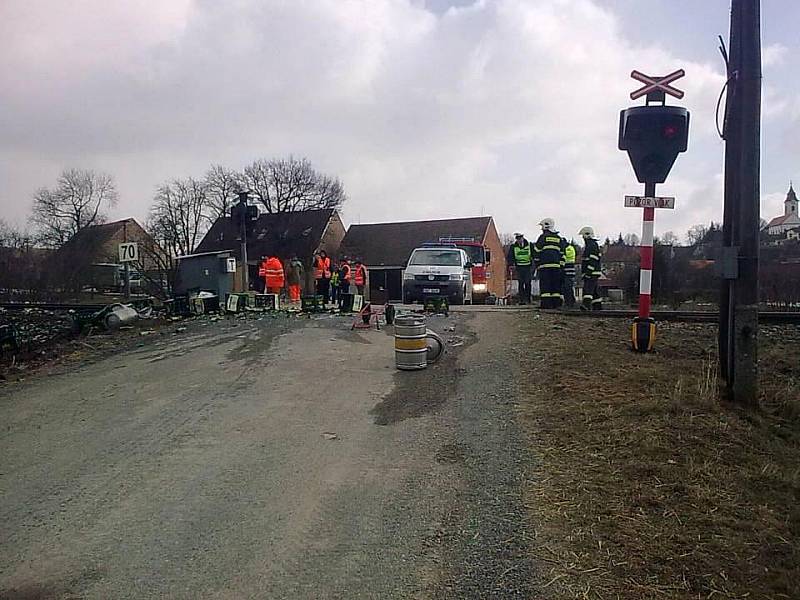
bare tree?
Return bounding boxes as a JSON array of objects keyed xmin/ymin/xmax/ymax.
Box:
[
  {"xmin": 0, "ymin": 219, "xmax": 46, "ymax": 297},
  {"xmin": 149, "ymin": 178, "xmax": 209, "ymax": 258},
  {"xmin": 686, "ymin": 224, "xmax": 709, "ymax": 246},
  {"xmin": 29, "ymin": 168, "xmax": 118, "ymax": 247},
  {"xmin": 204, "ymin": 164, "xmax": 242, "ymax": 221},
  {"xmin": 660, "ymin": 231, "xmax": 680, "ymax": 246},
  {"xmin": 130, "ymin": 220, "xmax": 175, "ymax": 298},
  {"xmin": 0, "ymin": 219, "xmax": 30, "ymax": 249},
  {"xmin": 499, "ymin": 232, "xmax": 518, "ymax": 247},
  {"xmin": 623, "ymin": 233, "xmax": 640, "ymax": 246},
  {"xmin": 241, "ymin": 156, "xmax": 345, "ymax": 213}
]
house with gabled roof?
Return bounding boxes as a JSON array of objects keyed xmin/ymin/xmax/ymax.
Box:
[{"xmin": 51, "ymin": 218, "xmax": 165, "ymax": 292}]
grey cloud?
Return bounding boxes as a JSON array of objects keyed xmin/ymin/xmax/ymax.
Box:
[{"xmin": 0, "ymin": 0, "xmax": 783, "ymax": 242}]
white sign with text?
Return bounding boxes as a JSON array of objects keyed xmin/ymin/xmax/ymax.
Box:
[{"xmin": 118, "ymin": 242, "xmax": 139, "ymax": 263}]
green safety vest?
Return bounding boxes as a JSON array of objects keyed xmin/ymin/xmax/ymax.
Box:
[
  {"xmin": 564, "ymin": 245, "xmax": 576, "ymax": 264},
  {"xmin": 513, "ymin": 243, "xmax": 532, "ymax": 266}
]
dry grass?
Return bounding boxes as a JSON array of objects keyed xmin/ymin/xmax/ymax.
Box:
[{"xmin": 518, "ymin": 316, "xmax": 800, "ymax": 599}]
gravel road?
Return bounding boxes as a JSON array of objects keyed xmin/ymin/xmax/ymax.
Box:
[{"xmin": 0, "ymin": 311, "xmax": 536, "ymax": 599}]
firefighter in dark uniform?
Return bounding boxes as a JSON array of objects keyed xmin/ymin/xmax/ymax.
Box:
[
  {"xmin": 534, "ymin": 218, "xmax": 567, "ymax": 309},
  {"xmin": 506, "ymin": 232, "xmax": 534, "ymax": 304},
  {"xmin": 579, "ymin": 226, "xmax": 603, "ymax": 311}
]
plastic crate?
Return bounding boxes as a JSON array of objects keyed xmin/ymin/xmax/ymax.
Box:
[
  {"xmin": 301, "ymin": 295, "xmax": 326, "ymax": 312},
  {"xmin": 254, "ymin": 294, "xmax": 279, "ymax": 310}
]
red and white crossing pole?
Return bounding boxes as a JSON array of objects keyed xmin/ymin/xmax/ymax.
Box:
[
  {"xmin": 638, "ymin": 207, "xmax": 655, "ymax": 318},
  {"xmin": 633, "ymin": 182, "xmax": 657, "ymax": 351},
  {"xmin": 638, "ymin": 183, "xmax": 657, "ymax": 319}
]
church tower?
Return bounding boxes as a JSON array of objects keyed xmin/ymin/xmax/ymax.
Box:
[{"xmin": 785, "ymin": 183, "xmax": 798, "ymax": 217}]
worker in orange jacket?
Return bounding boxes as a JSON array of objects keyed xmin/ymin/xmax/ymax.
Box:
[
  {"xmin": 353, "ymin": 259, "xmax": 367, "ymax": 297},
  {"xmin": 313, "ymin": 251, "xmax": 331, "ymax": 304},
  {"xmin": 263, "ymin": 255, "xmax": 285, "ymax": 295}
]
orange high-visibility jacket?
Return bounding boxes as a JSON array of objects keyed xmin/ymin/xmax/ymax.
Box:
[
  {"xmin": 264, "ymin": 257, "xmax": 285, "ymax": 288},
  {"xmin": 313, "ymin": 255, "xmax": 331, "ymax": 279},
  {"xmin": 354, "ymin": 264, "xmax": 366, "ymax": 286}
]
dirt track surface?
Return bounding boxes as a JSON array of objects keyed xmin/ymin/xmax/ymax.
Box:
[{"xmin": 0, "ymin": 311, "xmax": 536, "ymax": 599}]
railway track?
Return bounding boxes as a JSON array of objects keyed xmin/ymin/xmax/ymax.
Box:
[
  {"xmin": 0, "ymin": 302, "xmax": 111, "ymax": 312},
  {"xmin": 560, "ymin": 309, "xmax": 800, "ymax": 324},
  {"xmin": 3, "ymin": 302, "xmax": 799, "ymax": 325}
]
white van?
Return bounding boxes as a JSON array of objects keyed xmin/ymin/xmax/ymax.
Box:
[{"xmin": 402, "ymin": 246, "xmax": 473, "ymax": 305}]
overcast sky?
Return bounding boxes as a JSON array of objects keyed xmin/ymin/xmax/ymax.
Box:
[{"xmin": 1, "ymin": 0, "xmax": 797, "ymax": 243}]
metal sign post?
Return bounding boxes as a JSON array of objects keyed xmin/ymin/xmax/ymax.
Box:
[{"xmin": 118, "ymin": 229, "xmax": 138, "ymax": 300}]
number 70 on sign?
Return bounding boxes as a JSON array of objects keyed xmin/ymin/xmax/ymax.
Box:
[{"xmin": 119, "ymin": 242, "xmax": 139, "ymax": 262}]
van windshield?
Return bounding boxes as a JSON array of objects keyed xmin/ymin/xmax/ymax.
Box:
[{"xmin": 409, "ymin": 249, "xmax": 462, "ymax": 266}]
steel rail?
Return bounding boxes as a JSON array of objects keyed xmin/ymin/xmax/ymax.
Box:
[
  {"xmin": 0, "ymin": 302, "xmax": 111, "ymax": 312},
  {"xmin": 560, "ymin": 309, "xmax": 800, "ymax": 324}
]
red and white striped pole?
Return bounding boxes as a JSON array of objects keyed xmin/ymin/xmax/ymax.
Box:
[
  {"xmin": 638, "ymin": 205, "xmax": 655, "ymax": 318},
  {"xmin": 632, "ymin": 182, "xmax": 657, "ymax": 352}
]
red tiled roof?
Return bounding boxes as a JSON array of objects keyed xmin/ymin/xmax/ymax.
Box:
[{"xmin": 766, "ymin": 215, "xmax": 792, "ymax": 227}]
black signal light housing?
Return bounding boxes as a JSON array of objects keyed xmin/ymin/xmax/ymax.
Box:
[{"xmin": 618, "ymin": 105, "xmax": 690, "ymax": 184}]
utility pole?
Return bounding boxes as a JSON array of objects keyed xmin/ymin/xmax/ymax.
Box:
[{"xmin": 720, "ymin": 0, "xmax": 761, "ymax": 405}]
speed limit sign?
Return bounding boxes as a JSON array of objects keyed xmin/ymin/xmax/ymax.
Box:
[{"xmin": 119, "ymin": 242, "xmax": 139, "ymax": 263}]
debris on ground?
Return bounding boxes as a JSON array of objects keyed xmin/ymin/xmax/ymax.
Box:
[
  {"xmin": 447, "ymin": 336, "xmax": 465, "ymax": 347},
  {"xmin": 0, "ymin": 298, "xmax": 386, "ymax": 381},
  {"xmin": 321, "ymin": 432, "xmax": 338, "ymax": 441}
]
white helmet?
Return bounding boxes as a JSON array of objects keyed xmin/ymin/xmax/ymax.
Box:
[
  {"xmin": 578, "ymin": 226, "xmax": 595, "ymax": 238},
  {"xmin": 538, "ymin": 218, "xmax": 555, "ymax": 230}
]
